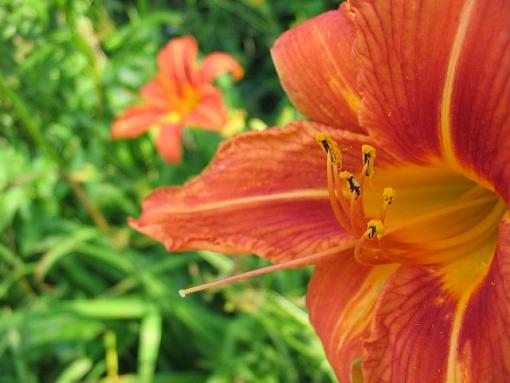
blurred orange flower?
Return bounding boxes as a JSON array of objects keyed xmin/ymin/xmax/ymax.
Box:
[{"xmin": 112, "ymin": 35, "xmax": 243, "ymax": 163}]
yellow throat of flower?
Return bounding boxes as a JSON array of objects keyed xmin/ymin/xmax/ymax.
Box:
[
  {"xmin": 163, "ymin": 83, "xmax": 202, "ymax": 124},
  {"xmin": 316, "ymin": 132, "xmax": 506, "ymax": 296}
]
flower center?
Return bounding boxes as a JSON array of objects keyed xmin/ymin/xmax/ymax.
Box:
[
  {"xmin": 316, "ymin": 132, "xmax": 506, "ymax": 268},
  {"xmin": 160, "ymin": 79, "xmax": 202, "ymax": 124}
]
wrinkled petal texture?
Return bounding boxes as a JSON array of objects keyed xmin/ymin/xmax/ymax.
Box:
[
  {"xmin": 185, "ymin": 86, "xmax": 227, "ymax": 131},
  {"xmin": 362, "ymin": 217, "xmax": 510, "ymax": 383},
  {"xmin": 351, "ymin": 0, "xmax": 467, "ymax": 162},
  {"xmin": 351, "ymin": 0, "xmax": 510, "ymax": 201},
  {"xmin": 199, "ymin": 52, "xmax": 244, "ymax": 83},
  {"xmin": 156, "ymin": 124, "xmax": 183, "ymax": 163},
  {"xmin": 111, "ymin": 105, "xmax": 166, "ymax": 139},
  {"xmin": 271, "ymin": 5, "xmax": 364, "ymax": 133},
  {"xmin": 307, "ymin": 256, "xmax": 396, "ymax": 383},
  {"xmin": 130, "ymin": 121, "xmax": 387, "ymax": 263}
]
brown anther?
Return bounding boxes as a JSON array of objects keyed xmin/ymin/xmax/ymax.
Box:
[
  {"xmin": 361, "ymin": 144, "xmax": 376, "ymax": 177},
  {"xmin": 316, "ymin": 132, "xmax": 343, "ymax": 168},
  {"xmin": 367, "ymin": 219, "xmax": 384, "ymax": 239},
  {"xmin": 339, "ymin": 171, "xmax": 361, "ymax": 199}
]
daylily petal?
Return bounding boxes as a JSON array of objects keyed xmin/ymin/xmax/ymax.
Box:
[
  {"xmin": 140, "ymin": 78, "xmax": 167, "ymax": 107},
  {"xmin": 155, "ymin": 124, "xmax": 183, "ymax": 163},
  {"xmin": 456, "ymin": 218, "xmax": 510, "ymax": 382},
  {"xmin": 130, "ymin": 121, "xmax": 376, "ymax": 263},
  {"xmin": 362, "ymin": 217, "xmax": 510, "ymax": 383},
  {"xmin": 350, "ymin": 0, "xmax": 471, "ymax": 162},
  {"xmin": 307, "ymin": 256, "xmax": 396, "ymax": 383},
  {"xmin": 185, "ymin": 86, "xmax": 227, "ymax": 131},
  {"xmin": 444, "ymin": 2, "xmax": 510, "ymax": 202},
  {"xmin": 157, "ymin": 35, "xmax": 199, "ymax": 88},
  {"xmin": 351, "ymin": 0, "xmax": 510, "ymax": 191},
  {"xmin": 199, "ymin": 52, "xmax": 244, "ymax": 83},
  {"xmin": 271, "ymin": 5, "xmax": 363, "ymax": 133},
  {"xmin": 111, "ymin": 105, "xmax": 166, "ymax": 139}
]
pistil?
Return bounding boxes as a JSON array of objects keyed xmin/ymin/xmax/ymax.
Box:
[{"xmin": 178, "ymin": 241, "xmax": 356, "ymax": 297}]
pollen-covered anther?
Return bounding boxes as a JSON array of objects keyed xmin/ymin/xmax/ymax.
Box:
[
  {"xmin": 380, "ymin": 187, "xmax": 396, "ymax": 221},
  {"xmin": 383, "ymin": 187, "xmax": 395, "ymax": 205},
  {"xmin": 366, "ymin": 219, "xmax": 385, "ymax": 240},
  {"xmin": 315, "ymin": 132, "xmax": 343, "ymax": 168},
  {"xmin": 361, "ymin": 144, "xmax": 376, "ymax": 177},
  {"xmin": 339, "ymin": 171, "xmax": 361, "ymax": 199}
]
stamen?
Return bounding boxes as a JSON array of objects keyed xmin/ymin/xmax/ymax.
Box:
[
  {"xmin": 381, "ymin": 187, "xmax": 396, "ymax": 220},
  {"xmin": 367, "ymin": 219, "xmax": 385, "ymax": 239},
  {"xmin": 339, "ymin": 171, "xmax": 365, "ymax": 233},
  {"xmin": 316, "ymin": 132, "xmax": 352, "ymax": 229},
  {"xmin": 178, "ymin": 242, "xmax": 356, "ymax": 297},
  {"xmin": 382, "ymin": 187, "xmax": 395, "ymax": 204},
  {"xmin": 339, "ymin": 171, "xmax": 361, "ymax": 199},
  {"xmin": 361, "ymin": 144, "xmax": 376, "ymax": 177},
  {"xmin": 315, "ymin": 132, "xmax": 342, "ymax": 168},
  {"xmin": 326, "ymin": 152, "xmax": 351, "ymax": 229},
  {"xmin": 354, "ymin": 220, "xmax": 385, "ymax": 264}
]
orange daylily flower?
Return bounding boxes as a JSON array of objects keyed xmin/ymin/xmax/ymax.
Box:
[
  {"xmin": 130, "ymin": 2, "xmax": 510, "ymax": 382},
  {"xmin": 112, "ymin": 35, "xmax": 243, "ymax": 163}
]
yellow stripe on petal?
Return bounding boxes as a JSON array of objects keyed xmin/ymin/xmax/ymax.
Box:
[
  {"xmin": 332, "ymin": 264, "xmax": 396, "ymax": 354},
  {"xmin": 439, "ymin": 0, "xmax": 477, "ymax": 166},
  {"xmin": 150, "ymin": 189, "xmax": 329, "ymax": 216}
]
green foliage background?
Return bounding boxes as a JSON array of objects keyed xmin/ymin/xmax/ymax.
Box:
[{"xmin": 1, "ymin": 0, "xmax": 340, "ymax": 382}]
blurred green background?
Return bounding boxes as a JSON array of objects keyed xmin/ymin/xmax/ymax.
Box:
[{"xmin": 0, "ymin": 0, "xmax": 340, "ymax": 382}]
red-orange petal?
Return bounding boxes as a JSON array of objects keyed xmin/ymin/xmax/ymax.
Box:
[
  {"xmin": 157, "ymin": 35, "xmax": 199, "ymax": 88},
  {"xmin": 185, "ymin": 86, "xmax": 227, "ymax": 131},
  {"xmin": 362, "ymin": 217, "xmax": 510, "ymax": 383},
  {"xmin": 271, "ymin": 5, "xmax": 364, "ymax": 133},
  {"xmin": 307, "ymin": 256, "xmax": 396, "ymax": 383},
  {"xmin": 140, "ymin": 78, "xmax": 167, "ymax": 107},
  {"xmin": 350, "ymin": 0, "xmax": 510, "ymax": 187},
  {"xmin": 199, "ymin": 52, "xmax": 244, "ymax": 83},
  {"xmin": 111, "ymin": 105, "xmax": 166, "ymax": 139},
  {"xmin": 155, "ymin": 124, "xmax": 183, "ymax": 163},
  {"xmin": 455, "ymin": 219, "xmax": 510, "ymax": 382},
  {"xmin": 351, "ymin": 0, "xmax": 470, "ymax": 162},
  {"xmin": 130, "ymin": 121, "xmax": 374, "ymax": 264},
  {"xmin": 445, "ymin": 2, "xmax": 510, "ymax": 202}
]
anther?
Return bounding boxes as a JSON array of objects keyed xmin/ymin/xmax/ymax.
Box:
[
  {"xmin": 339, "ymin": 171, "xmax": 361, "ymax": 199},
  {"xmin": 381, "ymin": 187, "xmax": 395, "ymax": 221},
  {"xmin": 316, "ymin": 132, "xmax": 342, "ymax": 168},
  {"xmin": 383, "ymin": 187, "xmax": 395, "ymax": 205},
  {"xmin": 361, "ymin": 144, "xmax": 376, "ymax": 177},
  {"xmin": 366, "ymin": 219, "xmax": 384, "ymax": 239}
]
